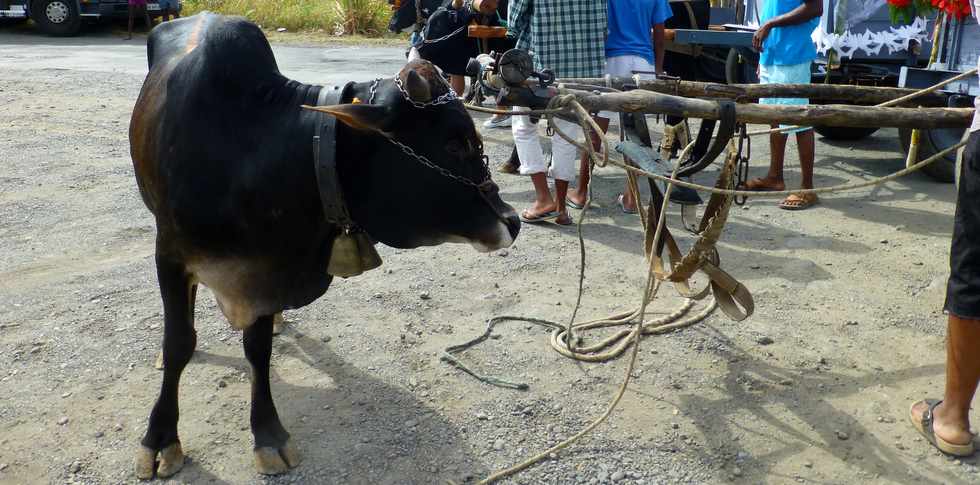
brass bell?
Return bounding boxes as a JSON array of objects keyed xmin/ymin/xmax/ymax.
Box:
[{"xmin": 327, "ymin": 230, "xmax": 383, "ymax": 278}]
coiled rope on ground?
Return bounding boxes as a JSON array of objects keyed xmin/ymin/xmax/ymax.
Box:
[{"xmin": 449, "ymin": 71, "xmax": 974, "ymax": 484}]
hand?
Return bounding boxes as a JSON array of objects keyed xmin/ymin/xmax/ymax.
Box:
[{"xmin": 752, "ymin": 23, "xmax": 771, "ymax": 52}]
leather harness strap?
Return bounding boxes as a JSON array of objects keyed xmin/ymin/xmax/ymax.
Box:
[{"xmin": 314, "ymin": 82, "xmax": 357, "ymax": 231}]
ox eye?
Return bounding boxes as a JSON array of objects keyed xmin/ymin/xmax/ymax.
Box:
[{"xmin": 446, "ymin": 138, "xmax": 467, "ymax": 157}]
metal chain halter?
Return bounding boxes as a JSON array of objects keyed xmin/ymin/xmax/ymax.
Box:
[{"xmin": 365, "ymin": 78, "xmax": 499, "ymax": 211}]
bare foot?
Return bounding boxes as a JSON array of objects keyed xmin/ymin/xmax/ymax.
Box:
[
  {"xmin": 910, "ymin": 400, "xmax": 975, "ymax": 448},
  {"xmin": 745, "ymin": 176, "xmax": 785, "ymax": 192}
]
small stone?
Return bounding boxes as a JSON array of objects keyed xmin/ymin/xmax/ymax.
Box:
[
  {"xmin": 803, "ymin": 461, "xmax": 813, "ymax": 468},
  {"xmin": 736, "ymin": 451, "xmax": 750, "ymax": 461},
  {"xmin": 732, "ymin": 467, "xmax": 742, "ymax": 477},
  {"xmin": 611, "ymin": 470, "xmax": 626, "ymax": 481},
  {"xmin": 597, "ymin": 472, "xmax": 609, "ymax": 482},
  {"xmin": 419, "ymin": 292, "xmax": 431, "ymax": 300},
  {"xmin": 756, "ymin": 336, "xmax": 774, "ymax": 345},
  {"xmin": 450, "ymin": 272, "xmax": 457, "ymax": 277},
  {"xmin": 94, "ymin": 431, "xmax": 104, "ymax": 439},
  {"xmin": 497, "ymin": 249, "xmax": 509, "ymax": 257},
  {"xmin": 276, "ymin": 27, "xmax": 287, "ymax": 32},
  {"xmin": 836, "ymin": 430, "xmax": 849, "ymax": 440},
  {"xmin": 475, "ymin": 412, "xmax": 489, "ymax": 420},
  {"xmin": 845, "ymin": 320, "xmax": 858, "ymax": 326},
  {"xmin": 61, "ymin": 392, "xmax": 71, "ymax": 398},
  {"xmin": 749, "ymin": 264, "xmax": 761, "ymax": 269},
  {"xmin": 818, "ymin": 357, "xmax": 828, "ymax": 365},
  {"xmin": 217, "ymin": 380, "xmax": 227, "ymax": 388},
  {"xmin": 404, "ymin": 419, "xmax": 418, "ymax": 428},
  {"xmin": 671, "ymin": 422, "xmax": 679, "ymax": 430},
  {"xmin": 493, "ymin": 439, "xmax": 506, "ymax": 451},
  {"xmin": 880, "ymin": 239, "xmax": 888, "ymax": 244},
  {"xmin": 779, "ymin": 379, "xmax": 794, "ymax": 386},
  {"xmin": 57, "ymin": 416, "xmax": 69, "ymax": 426},
  {"xmin": 549, "ymin": 453, "xmax": 558, "ymax": 460},
  {"xmin": 114, "ymin": 423, "xmax": 123, "ymax": 431},
  {"xmin": 0, "ymin": 463, "xmax": 7, "ymax": 471},
  {"xmin": 69, "ymin": 462, "xmax": 81, "ymax": 474}
]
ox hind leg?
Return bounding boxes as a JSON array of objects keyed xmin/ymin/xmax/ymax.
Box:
[
  {"xmin": 244, "ymin": 315, "xmax": 300, "ymax": 474},
  {"xmin": 136, "ymin": 255, "xmax": 197, "ymax": 479}
]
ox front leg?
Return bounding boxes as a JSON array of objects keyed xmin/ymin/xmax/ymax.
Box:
[
  {"xmin": 136, "ymin": 256, "xmax": 197, "ymax": 480},
  {"xmin": 244, "ymin": 315, "xmax": 300, "ymax": 475}
]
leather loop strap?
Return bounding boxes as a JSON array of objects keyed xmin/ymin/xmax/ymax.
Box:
[
  {"xmin": 677, "ymin": 100, "xmax": 736, "ymax": 177},
  {"xmin": 314, "ymin": 82, "xmax": 356, "ymax": 230}
]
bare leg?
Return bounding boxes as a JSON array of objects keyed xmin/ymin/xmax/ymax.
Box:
[
  {"xmin": 450, "ymin": 75, "xmax": 466, "ymax": 96},
  {"xmin": 555, "ymin": 179, "xmax": 571, "ymax": 224},
  {"xmin": 127, "ymin": 6, "xmax": 134, "ymax": 40},
  {"xmin": 136, "ymin": 254, "xmax": 197, "ymax": 479},
  {"xmin": 244, "ymin": 315, "xmax": 300, "ymax": 474},
  {"xmin": 767, "ymin": 126, "xmax": 787, "ymax": 183},
  {"xmin": 525, "ymin": 172, "xmax": 556, "ymax": 217},
  {"xmin": 796, "ymin": 129, "xmax": 815, "ymax": 189},
  {"xmin": 143, "ymin": 7, "xmax": 152, "ymax": 32},
  {"xmin": 568, "ymin": 116, "xmax": 609, "ymax": 208},
  {"xmin": 911, "ymin": 315, "xmax": 980, "ymax": 446}
]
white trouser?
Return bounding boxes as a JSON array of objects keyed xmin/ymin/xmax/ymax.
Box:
[{"xmin": 511, "ymin": 107, "xmax": 582, "ymax": 182}]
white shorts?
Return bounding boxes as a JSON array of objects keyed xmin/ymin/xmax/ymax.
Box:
[{"xmin": 601, "ymin": 55, "xmax": 657, "ymax": 120}]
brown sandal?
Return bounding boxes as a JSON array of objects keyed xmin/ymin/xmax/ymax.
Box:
[{"xmin": 779, "ymin": 192, "xmax": 817, "ymax": 211}]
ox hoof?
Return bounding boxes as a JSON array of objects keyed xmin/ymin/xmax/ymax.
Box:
[
  {"xmin": 272, "ymin": 313, "xmax": 286, "ymax": 336},
  {"xmin": 154, "ymin": 350, "xmax": 164, "ymax": 370},
  {"xmin": 254, "ymin": 439, "xmax": 300, "ymax": 475},
  {"xmin": 135, "ymin": 442, "xmax": 185, "ymax": 480}
]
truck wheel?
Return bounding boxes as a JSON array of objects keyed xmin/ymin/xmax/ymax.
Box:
[
  {"xmin": 32, "ymin": 0, "xmax": 80, "ymax": 36},
  {"xmin": 814, "ymin": 126, "xmax": 880, "ymax": 140},
  {"xmin": 899, "ymin": 127, "xmax": 962, "ymax": 183}
]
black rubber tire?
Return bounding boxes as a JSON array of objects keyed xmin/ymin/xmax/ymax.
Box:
[
  {"xmin": 814, "ymin": 125, "xmax": 880, "ymax": 140},
  {"xmin": 725, "ymin": 48, "xmax": 741, "ymax": 85},
  {"xmin": 31, "ymin": 0, "xmax": 80, "ymax": 36},
  {"xmin": 898, "ymin": 127, "xmax": 962, "ymax": 183}
]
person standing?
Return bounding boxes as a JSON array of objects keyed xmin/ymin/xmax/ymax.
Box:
[
  {"xmin": 745, "ymin": 0, "xmax": 822, "ymax": 210},
  {"xmin": 126, "ymin": 0, "xmax": 152, "ymax": 40},
  {"xmin": 908, "ymin": 0, "xmax": 980, "ymax": 457},
  {"xmin": 508, "ymin": 0, "xmax": 607, "ymax": 225},
  {"xmin": 159, "ymin": 0, "xmax": 180, "ymax": 22},
  {"xmin": 567, "ymin": 0, "xmax": 673, "ymax": 213}
]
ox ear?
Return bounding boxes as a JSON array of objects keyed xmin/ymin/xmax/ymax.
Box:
[{"xmin": 302, "ymin": 104, "xmax": 391, "ymax": 132}]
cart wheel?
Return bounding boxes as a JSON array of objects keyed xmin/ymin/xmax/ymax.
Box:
[
  {"xmin": 31, "ymin": 0, "xmax": 81, "ymax": 36},
  {"xmin": 899, "ymin": 127, "xmax": 962, "ymax": 183}
]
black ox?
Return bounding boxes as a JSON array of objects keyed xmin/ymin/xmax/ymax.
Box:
[{"xmin": 129, "ymin": 12, "xmax": 519, "ymax": 479}]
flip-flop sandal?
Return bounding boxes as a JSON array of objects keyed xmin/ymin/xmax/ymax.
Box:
[
  {"xmin": 909, "ymin": 399, "xmax": 976, "ymax": 457},
  {"xmin": 745, "ymin": 177, "xmax": 786, "ymax": 192},
  {"xmin": 617, "ymin": 194, "xmax": 639, "ymax": 215},
  {"xmin": 565, "ymin": 198, "xmax": 585, "ymax": 210},
  {"xmin": 519, "ymin": 209, "xmax": 558, "ymax": 224},
  {"xmin": 779, "ymin": 193, "xmax": 818, "ymax": 211}
]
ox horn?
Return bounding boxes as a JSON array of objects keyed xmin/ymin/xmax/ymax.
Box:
[{"xmin": 398, "ymin": 68, "xmax": 432, "ymax": 103}]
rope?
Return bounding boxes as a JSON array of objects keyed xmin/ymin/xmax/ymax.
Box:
[{"xmin": 471, "ymin": 156, "xmax": 689, "ymax": 485}]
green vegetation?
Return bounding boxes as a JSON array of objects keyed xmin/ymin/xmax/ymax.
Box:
[{"xmin": 182, "ymin": 0, "xmax": 392, "ymax": 35}]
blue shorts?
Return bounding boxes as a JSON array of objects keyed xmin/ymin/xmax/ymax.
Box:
[{"xmin": 758, "ymin": 62, "xmax": 812, "ymax": 134}]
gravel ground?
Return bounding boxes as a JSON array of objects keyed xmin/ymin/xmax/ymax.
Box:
[{"xmin": 1, "ymin": 39, "xmax": 979, "ymax": 485}]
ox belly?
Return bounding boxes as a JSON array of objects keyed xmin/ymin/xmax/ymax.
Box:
[{"xmin": 188, "ymin": 258, "xmax": 308, "ymax": 329}]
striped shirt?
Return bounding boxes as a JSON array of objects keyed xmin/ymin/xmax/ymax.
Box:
[{"xmin": 507, "ymin": 0, "xmax": 608, "ymax": 78}]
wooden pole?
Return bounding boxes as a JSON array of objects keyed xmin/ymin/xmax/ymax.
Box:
[
  {"xmin": 559, "ymin": 89, "xmax": 973, "ymax": 129},
  {"xmin": 556, "ymin": 77, "xmax": 952, "ymax": 106}
]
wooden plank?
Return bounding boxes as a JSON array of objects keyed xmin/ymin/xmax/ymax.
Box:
[
  {"xmin": 557, "ymin": 77, "xmax": 952, "ymax": 107},
  {"xmin": 563, "ymin": 89, "xmax": 973, "ymax": 128}
]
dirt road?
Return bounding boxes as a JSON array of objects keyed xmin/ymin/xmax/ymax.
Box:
[{"xmin": 0, "ymin": 28, "xmax": 977, "ymax": 485}]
